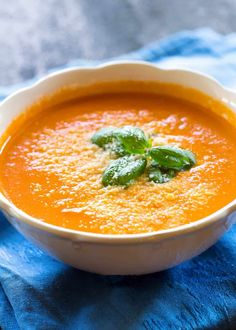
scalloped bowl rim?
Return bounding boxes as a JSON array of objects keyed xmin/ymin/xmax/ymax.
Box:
[{"xmin": 0, "ymin": 60, "xmax": 235, "ymax": 244}]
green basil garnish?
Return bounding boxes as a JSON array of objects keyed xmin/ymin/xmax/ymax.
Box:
[
  {"xmin": 102, "ymin": 155, "xmax": 147, "ymax": 187},
  {"xmin": 109, "ymin": 141, "xmax": 127, "ymax": 157},
  {"xmin": 148, "ymin": 146, "xmax": 196, "ymax": 170},
  {"xmin": 92, "ymin": 126, "xmax": 150, "ymax": 155},
  {"xmin": 147, "ymin": 162, "xmax": 177, "ymax": 184},
  {"xmin": 115, "ymin": 126, "xmax": 151, "ymax": 154},
  {"xmin": 91, "ymin": 126, "xmax": 197, "ymax": 187},
  {"xmin": 91, "ymin": 127, "xmax": 117, "ymax": 148}
]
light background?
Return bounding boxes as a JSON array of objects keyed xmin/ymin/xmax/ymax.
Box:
[{"xmin": 1, "ymin": 0, "xmax": 236, "ymax": 85}]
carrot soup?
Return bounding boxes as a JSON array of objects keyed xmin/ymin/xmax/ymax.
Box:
[{"xmin": 0, "ymin": 82, "xmax": 236, "ymax": 234}]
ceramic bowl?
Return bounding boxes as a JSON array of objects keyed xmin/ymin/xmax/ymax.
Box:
[{"xmin": 0, "ymin": 61, "xmax": 236, "ymax": 275}]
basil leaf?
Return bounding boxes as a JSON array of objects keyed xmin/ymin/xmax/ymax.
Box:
[
  {"xmin": 91, "ymin": 127, "xmax": 117, "ymax": 148},
  {"xmin": 109, "ymin": 141, "xmax": 127, "ymax": 157},
  {"xmin": 148, "ymin": 166, "xmax": 164, "ymax": 183},
  {"xmin": 147, "ymin": 163, "xmax": 177, "ymax": 183},
  {"xmin": 102, "ymin": 155, "xmax": 147, "ymax": 186},
  {"xmin": 116, "ymin": 126, "xmax": 151, "ymax": 154},
  {"xmin": 182, "ymin": 150, "xmax": 196, "ymax": 168},
  {"xmin": 92, "ymin": 126, "xmax": 151, "ymax": 156},
  {"xmin": 148, "ymin": 146, "xmax": 196, "ymax": 170}
]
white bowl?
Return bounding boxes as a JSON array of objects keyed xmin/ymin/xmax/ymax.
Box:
[{"xmin": 0, "ymin": 61, "xmax": 236, "ymax": 275}]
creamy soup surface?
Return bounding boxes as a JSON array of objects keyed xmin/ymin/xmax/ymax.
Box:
[{"xmin": 0, "ymin": 83, "xmax": 236, "ymax": 234}]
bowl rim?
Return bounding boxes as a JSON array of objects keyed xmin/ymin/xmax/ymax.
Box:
[{"xmin": 0, "ymin": 60, "xmax": 236, "ymax": 244}]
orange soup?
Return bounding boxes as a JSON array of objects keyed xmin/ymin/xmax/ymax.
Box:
[{"xmin": 0, "ymin": 82, "xmax": 236, "ymax": 234}]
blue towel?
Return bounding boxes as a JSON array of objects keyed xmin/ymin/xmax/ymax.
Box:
[{"xmin": 0, "ymin": 28, "xmax": 236, "ymax": 330}]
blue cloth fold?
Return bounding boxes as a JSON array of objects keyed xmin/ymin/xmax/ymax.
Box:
[{"xmin": 0, "ymin": 28, "xmax": 236, "ymax": 329}]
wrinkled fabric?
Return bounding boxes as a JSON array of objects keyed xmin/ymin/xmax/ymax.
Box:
[{"xmin": 0, "ymin": 28, "xmax": 236, "ymax": 330}]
